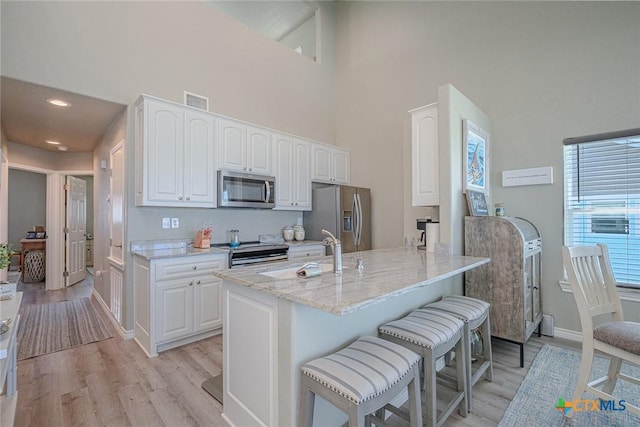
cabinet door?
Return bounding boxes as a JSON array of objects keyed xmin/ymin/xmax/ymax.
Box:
[
  {"xmin": 147, "ymin": 101, "xmax": 184, "ymax": 203},
  {"xmin": 194, "ymin": 276, "xmax": 223, "ymax": 331},
  {"xmin": 184, "ymin": 111, "xmax": 216, "ymax": 206},
  {"xmin": 411, "ymin": 104, "xmax": 439, "ymax": 206},
  {"xmin": 247, "ymin": 126, "xmax": 272, "ymax": 175},
  {"xmin": 156, "ymin": 280, "xmax": 194, "ymax": 343},
  {"xmin": 273, "ymin": 134, "xmax": 295, "ymax": 209},
  {"xmin": 312, "ymin": 143, "xmax": 333, "ymax": 183},
  {"xmin": 218, "ymin": 119, "xmax": 246, "ymax": 171},
  {"xmin": 293, "ymin": 140, "xmax": 312, "ymax": 209},
  {"xmin": 332, "ymin": 149, "xmax": 350, "ymax": 184}
]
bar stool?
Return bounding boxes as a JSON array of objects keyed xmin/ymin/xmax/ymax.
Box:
[
  {"xmin": 423, "ymin": 295, "xmax": 493, "ymax": 413},
  {"xmin": 299, "ymin": 335, "xmax": 422, "ymax": 427},
  {"xmin": 379, "ymin": 309, "xmax": 468, "ymax": 427}
]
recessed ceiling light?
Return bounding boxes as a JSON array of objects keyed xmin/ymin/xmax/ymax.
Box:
[
  {"xmin": 57, "ymin": 146, "xmax": 68, "ymax": 151},
  {"xmin": 46, "ymin": 140, "xmax": 61, "ymax": 145},
  {"xmin": 46, "ymin": 98, "xmax": 71, "ymax": 107}
]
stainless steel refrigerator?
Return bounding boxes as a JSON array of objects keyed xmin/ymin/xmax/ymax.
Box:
[{"xmin": 303, "ymin": 185, "xmax": 372, "ymax": 253}]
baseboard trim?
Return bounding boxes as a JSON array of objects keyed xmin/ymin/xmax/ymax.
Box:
[
  {"xmin": 92, "ymin": 289, "xmax": 134, "ymax": 340},
  {"xmin": 553, "ymin": 327, "xmax": 582, "ymax": 342}
]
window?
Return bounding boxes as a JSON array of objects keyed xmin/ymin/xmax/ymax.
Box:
[{"xmin": 563, "ymin": 129, "xmax": 640, "ymax": 288}]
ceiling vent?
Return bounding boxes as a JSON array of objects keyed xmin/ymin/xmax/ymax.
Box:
[{"xmin": 184, "ymin": 91, "xmax": 209, "ymax": 111}]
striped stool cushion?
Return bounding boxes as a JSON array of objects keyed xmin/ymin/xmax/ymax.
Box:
[
  {"xmin": 301, "ymin": 336, "xmax": 420, "ymax": 405},
  {"xmin": 424, "ymin": 295, "xmax": 489, "ymax": 323},
  {"xmin": 379, "ymin": 309, "xmax": 464, "ymax": 349}
]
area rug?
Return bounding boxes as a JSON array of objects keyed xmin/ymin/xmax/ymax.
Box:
[
  {"xmin": 499, "ymin": 344, "xmax": 640, "ymax": 426},
  {"xmin": 17, "ymin": 298, "xmax": 113, "ymax": 360}
]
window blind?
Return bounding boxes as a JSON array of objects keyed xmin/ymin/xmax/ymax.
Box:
[{"xmin": 563, "ymin": 130, "xmax": 640, "ymax": 288}]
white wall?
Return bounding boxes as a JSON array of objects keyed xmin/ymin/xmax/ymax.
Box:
[
  {"xmin": 7, "ymin": 142, "xmax": 92, "ymax": 171},
  {"xmin": 334, "ymin": 2, "xmax": 640, "ymax": 331},
  {"xmin": 0, "ymin": 128, "xmax": 8, "ymax": 281}
]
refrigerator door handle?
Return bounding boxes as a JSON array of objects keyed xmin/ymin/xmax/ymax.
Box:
[
  {"xmin": 352, "ymin": 194, "xmax": 359, "ymax": 245},
  {"xmin": 356, "ymin": 193, "xmax": 363, "ymax": 246}
]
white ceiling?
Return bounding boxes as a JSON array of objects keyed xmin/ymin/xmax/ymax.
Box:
[
  {"xmin": 1, "ymin": 77, "xmax": 126, "ymax": 153},
  {"xmin": 208, "ymin": 0, "xmax": 318, "ymax": 41}
]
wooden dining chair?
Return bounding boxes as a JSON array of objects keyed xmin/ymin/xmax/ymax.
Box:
[{"xmin": 562, "ymin": 244, "xmax": 640, "ymax": 418}]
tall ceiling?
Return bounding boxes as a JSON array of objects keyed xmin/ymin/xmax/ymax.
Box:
[
  {"xmin": 1, "ymin": 77, "xmax": 126, "ymax": 153},
  {"xmin": 207, "ymin": 0, "xmax": 317, "ymax": 41}
]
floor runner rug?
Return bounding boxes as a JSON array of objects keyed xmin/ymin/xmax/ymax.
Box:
[
  {"xmin": 499, "ymin": 343, "xmax": 640, "ymax": 426},
  {"xmin": 17, "ymin": 298, "xmax": 113, "ymax": 360}
]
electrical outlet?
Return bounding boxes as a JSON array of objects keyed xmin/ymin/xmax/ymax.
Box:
[
  {"xmin": 171, "ymin": 218, "xmax": 179, "ymax": 228},
  {"xmin": 162, "ymin": 218, "xmax": 171, "ymax": 229}
]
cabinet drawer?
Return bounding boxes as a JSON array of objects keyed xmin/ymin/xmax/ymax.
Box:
[
  {"xmin": 288, "ymin": 245, "xmax": 325, "ymax": 260},
  {"xmin": 154, "ymin": 255, "xmax": 227, "ymax": 281}
]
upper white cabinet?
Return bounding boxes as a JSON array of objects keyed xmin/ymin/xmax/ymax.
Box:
[
  {"xmin": 135, "ymin": 96, "xmax": 216, "ymax": 207},
  {"xmin": 311, "ymin": 143, "xmax": 350, "ymax": 184},
  {"xmin": 273, "ymin": 134, "xmax": 311, "ymax": 210},
  {"xmin": 410, "ymin": 103, "xmax": 439, "ymax": 206},
  {"xmin": 218, "ymin": 119, "xmax": 272, "ymax": 175}
]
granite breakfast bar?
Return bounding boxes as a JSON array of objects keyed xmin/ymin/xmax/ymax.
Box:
[{"xmin": 215, "ymin": 247, "xmax": 490, "ymax": 427}]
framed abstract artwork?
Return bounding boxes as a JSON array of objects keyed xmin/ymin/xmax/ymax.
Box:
[{"xmin": 463, "ymin": 119, "xmax": 490, "ymax": 193}]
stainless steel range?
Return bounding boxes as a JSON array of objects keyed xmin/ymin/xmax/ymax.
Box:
[{"xmin": 211, "ymin": 241, "xmax": 289, "ymax": 268}]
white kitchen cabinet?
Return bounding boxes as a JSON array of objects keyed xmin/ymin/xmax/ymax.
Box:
[
  {"xmin": 312, "ymin": 142, "xmax": 350, "ymax": 184},
  {"xmin": 135, "ymin": 95, "xmax": 217, "ymax": 208},
  {"xmin": 133, "ymin": 252, "xmax": 227, "ymax": 357},
  {"xmin": 218, "ymin": 118, "xmax": 272, "ymax": 175},
  {"xmin": 409, "ymin": 103, "xmax": 439, "ymax": 206},
  {"xmin": 287, "ymin": 243, "xmax": 325, "ymax": 260},
  {"xmin": 273, "ymin": 134, "xmax": 312, "ymax": 210}
]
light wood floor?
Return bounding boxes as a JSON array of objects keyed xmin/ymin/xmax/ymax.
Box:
[{"xmin": 13, "ymin": 277, "xmax": 580, "ymax": 427}]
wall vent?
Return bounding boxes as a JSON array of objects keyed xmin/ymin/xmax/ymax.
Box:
[{"xmin": 184, "ymin": 91, "xmax": 209, "ymax": 111}]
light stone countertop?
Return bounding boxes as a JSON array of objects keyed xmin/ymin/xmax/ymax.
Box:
[
  {"xmin": 214, "ymin": 247, "xmax": 490, "ymax": 316},
  {"xmin": 130, "ymin": 239, "xmax": 229, "ymax": 260}
]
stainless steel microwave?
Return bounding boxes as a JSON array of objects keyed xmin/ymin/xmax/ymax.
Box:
[{"xmin": 218, "ymin": 170, "xmax": 275, "ymax": 208}]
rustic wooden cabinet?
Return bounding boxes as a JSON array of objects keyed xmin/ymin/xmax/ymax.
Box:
[{"xmin": 464, "ymin": 216, "xmax": 542, "ymax": 367}]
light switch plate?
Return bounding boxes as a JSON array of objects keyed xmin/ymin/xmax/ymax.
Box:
[
  {"xmin": 162, "ymin": 218, "xmax": 170, "ymax": 229},
  {"xmin": 171, "ymin": 218, "xmax": 179, "ymax": 228}
]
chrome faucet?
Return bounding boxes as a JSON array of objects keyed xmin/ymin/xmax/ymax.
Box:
[{"xmin": 321, "ymin": 229, "xmax": 342, "ymax": 273}]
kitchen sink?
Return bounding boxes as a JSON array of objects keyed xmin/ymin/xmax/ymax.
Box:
[{"xmin": 259, "ymin": 263, "xmax": 339, "ymax": 280}]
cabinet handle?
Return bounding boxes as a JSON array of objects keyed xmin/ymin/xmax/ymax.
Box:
[
  {"xmin": 189, "ymin": 281, "xmax": 193, "ymax": 286},
  {"xmin": 178, "ymin": 196, "xmax": 184, "ymax": 200},
  {"xmin": 114, "ymin": 244, "xmax": 123, "ymax": 248},
  {"xmin": 249, "ymin": 168, "xmax": 252, "ymax": 171},
  {"xmin": 243, "ymin": 167, "xmax": 247, "ymax": 171},
  {"xmin": 186, "ymin": 196, "xmax": 191, "ymax": 201},
  {"xmin": 196, "ymin": 280, "xmax": 201, "ymax": 285},
  {"xmin": 192, "ymin": 266, "xmax": 197, "ymax": 270}
]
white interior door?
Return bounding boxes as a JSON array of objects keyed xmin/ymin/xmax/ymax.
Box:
[{"xmin": 66, "ymin": 176, "xmax": 87, "ymax": 286}]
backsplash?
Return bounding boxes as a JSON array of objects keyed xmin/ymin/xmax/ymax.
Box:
[{"xmin": 127, "ymin": 206, "xmax": 302, "ymax": 245}]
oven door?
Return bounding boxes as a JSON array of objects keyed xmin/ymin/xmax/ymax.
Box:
[{"xmin": 218, "ymin": 170, "xmax": 275, "ymax": 208}]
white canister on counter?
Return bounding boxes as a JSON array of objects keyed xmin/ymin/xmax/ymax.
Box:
[
  {"xmin": 283, "ymin": 226, "xmax": 294, "ymax": 241},
  {"xmin": 293, "ymin": 225, "xmax": 305, "ymax": 241}
]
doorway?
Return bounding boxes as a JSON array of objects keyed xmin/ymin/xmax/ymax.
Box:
[{"xmin": 7, "ymin": 169, "xmax": 47, "ymax": 280}]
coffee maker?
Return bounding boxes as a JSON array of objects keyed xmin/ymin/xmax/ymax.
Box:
[{"xmin": 416, "ymin": 219, "xmax": 428, "ymax": 250}]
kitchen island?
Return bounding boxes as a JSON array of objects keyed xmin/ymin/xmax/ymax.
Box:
[{"xmin": 215, "ymin": 247, "xmax": 489, "ymax": 427}]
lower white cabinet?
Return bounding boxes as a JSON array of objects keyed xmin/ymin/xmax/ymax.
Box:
[
  {"xmin": 287, "ymin": 243, "xmax": 325, "ymax": 260},
  {"xmin": 134, "ymin": 252, "xmax": 227, "ymax": 357}
]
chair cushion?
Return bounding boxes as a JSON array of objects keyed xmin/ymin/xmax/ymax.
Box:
[
  {"xmin": 594, "ymin": 321, "xmax": 640, "ymax": 355},
  {"xmin": 301, "ymin": 335, "xmax": 420, "ymax": 405},
  {"xmin": 379, "ymin": 309, "xmax": 464, "ymax": 350},
  {"xmin": 423, "ymin": 295, "xmax": 489, "ymax": 323}
]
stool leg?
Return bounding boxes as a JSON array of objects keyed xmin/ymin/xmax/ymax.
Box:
[
  {"xmin": 482, "ymin": 316, "xmax": 494, "ymax": 382},
  {"xmin": 348, "ymin": 407, "xmax": 365, "ymax": 427},
  {"xmin": 299, "ymin": 377, "xmax": 315, "ymax": 427},
  {"xmin": 408, "ymin": 363, "xmax": 423, "ymax": 427},
  {"xmin": 456, "ymin": 338, "xmax": 468, "ymax": 418},
  {"xmin": 463, "ymin": 323, "xmax": 473, "ymax": 413},
  {"xmin": 424, "ymin": 349, "xmax": 437, "ymax": 427}
]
